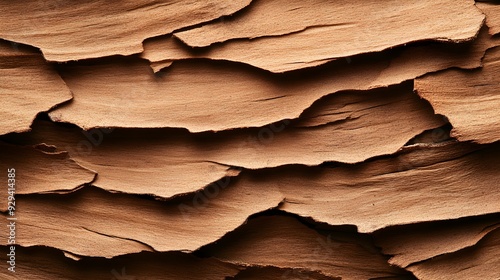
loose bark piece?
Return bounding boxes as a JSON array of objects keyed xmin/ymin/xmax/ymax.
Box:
[
  {"xmin": 53, "ymin": 28, "xmax": 497, "ymax": 132},
  {"xmin": 0, "ymin": 142, "xmax": 95, "ymax": 211},
  {"xmin": 150, "ymin": 60, "xmax": 173, "ymax": 73},
  {"xmin": 275, "ymin": 142, "xmax": 500, "ymax": 232},
  {"xmin": 0, "ymin": 246, "xmax": 240, "ymax": 280},
  {"xmin": 144, "ymin": 0, "xmax": 484, "ymax": 72},
  {"xmin": 0, "ymin": 41, "xmax": 72, "ymax": 136},
  {"xmin": 373, "ymin": 214, "xmax": 500, "ymax": 267},
  {"xmin": 203, "ymin": 215, "xmax": 408, "ymax": 280},
  {"xmin": 415, "ymin": 46, "xmax": 500, "ymax": 144},
  {"xmin": 477, "ymin": 2, "xmax": 500, "ymax": 35},
  {"xmin": 0, "ymin": 0, "xmax": 251, "ymax": 61},
  {"xmin": 232, "ymin": 266, "xmax": 338, "ymax": 280},
  {"xmin": 10, "ymin": 184, "xmax": 283, "ymax": 257},
  {"xmin": 408, "ymin": 228, "xmax": 500, "ymax": 280}
]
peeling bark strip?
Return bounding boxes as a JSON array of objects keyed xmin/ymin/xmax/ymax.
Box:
[
  {"xmin": 415, "ymin": 47, "xmax": 500, "ymax": 144},
  {"xmin": 0, "ymin": 246, "xmax": 240, "ymax": 280},
  {"xmin": 408, "ymin": 228, "xmax": 500, "ymax": 279},
  {"xmin": 10, "ymin": 185, "xmax": 283, "ymax": 257},
  {"xmin": 0, "ymin": 41, "xmax": 72, "ymax": 136},
  {"xmin": 272, "ymin": 142, "xmax": 500, "ymax": 232},
  {"xmin": 476, "ymin": 2, "xmax": 500, "ymax": 35},
  {"xmin": 202, "ymin": 215, "xmax": 409, "ymax": 280},
  {"xmin": 0, "ymin": 142, "xmax": 95, "ymax": 211},
  {"xmin": 144, "ymin": 0, "xmax": 484, "ymax": 72},
  {"xmin": 0, "ymin": 0, "xmax": 251, "ymax": 61},
  {"xmin": 373, "ymin": 214, "xmax": 500, "ymax": 268},
  {"xmin": 53, "ymin": 27, "xmax": 497, "ymax": 133}
]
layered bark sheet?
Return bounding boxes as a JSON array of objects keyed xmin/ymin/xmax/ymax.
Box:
[
  {"xmin": 1, "ymin": 0, "xmax": 499, "ymax": 279},
  {"xmin": 0, "ymin": 41, "xmax": 72, "ymax": 135},
  {"xmin": 144, "ymin": 0, "xmax": 484, "ymax": 72},
  {"xmin": 4, "ymin": 81, "xmax": 447, "ymax": 199},
  {"xmin": 53, "ymin": 26, "xmax": 497, "ymax": 132},
  {"xmin": 0, "ymin": 0, "xmax": 251, "ymax": 61}
]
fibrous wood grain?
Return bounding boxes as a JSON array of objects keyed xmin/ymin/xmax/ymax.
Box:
[
  {"xmin": 0, "ymin": 41, "xmax": 72, "ymax": 135},
  {"xmin": 0, "ymin": 0, "xmax": 251, "ymax": 61},
  {"xmin": 415, "ymin": 46, "xmax": 500, "ymax": 144}
]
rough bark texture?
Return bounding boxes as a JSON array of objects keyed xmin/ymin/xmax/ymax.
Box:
[{"xmin": 1, "ymin": 0, "xmax": 499, "ymax": 279}]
